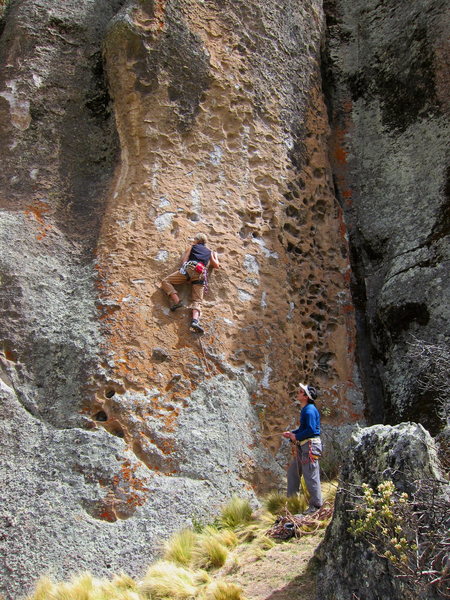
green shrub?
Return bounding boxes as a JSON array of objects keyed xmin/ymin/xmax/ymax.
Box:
[
  {"xmin": 348, "ymin": 479, "xmax": 450, "ymax": 599},
  {"xmin": 0, "ymin": 1, "xmax": 11, "ymax": 20}
]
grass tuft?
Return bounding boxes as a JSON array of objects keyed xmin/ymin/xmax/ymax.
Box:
[
  {"xmin": 286, "ymin": 494, "xmax": 307, "ymax": 515},
  {"xmin": 110, "ymin": 573, "xmax": 138, "ymax": 590},
  {"xmin": 236, "ymin": 510, "xmax": 275, "ymax": 548},
  {"xmin": 26, "ymin": 577, "xmax": 55, "ymax": 600},
  {"xmin": 192, "ymin": 535, "xmax": 229, "ymax": 570},
  {"xmin": 202, "ymin": 526, "xmax": 239, "ymax": 548},
  {"xmin": 263, "ymin": 491, "xmax": 287, "ymax": 515},
  {"xmin": 141, "ymin": 561, "xmax": 209, "ymax": 599},
  {"xmin": 204, "ymin": 580, "xmax": 247, "ymax": 600},
  {"xmin": 322, "ymin": 480, "xmax": 338, "ymax": 503},
  {"xmin": 24, "ymin": 490, "xmax": 335, "ymax": 600},
  {"xmin": 218, "ymin": 496, "xmax": 253, "ymax": 529},
  {"xmin": 163, "ymin": 528, "xmax": 197, "ymax": 566}
]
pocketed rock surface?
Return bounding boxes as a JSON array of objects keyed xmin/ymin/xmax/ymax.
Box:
[
  {"xmin": 0, "ymin": 1, "xmax": 362, "ymax": 597},
  {"xmin": 3, "ymin": 0, "xmax": 448, "ymax": 598}
]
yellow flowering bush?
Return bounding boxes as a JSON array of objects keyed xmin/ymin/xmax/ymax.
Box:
[
  {"xmin": 348, "ymin": 480, "xmax": 416, "ymax": 567},
  {"xmin": 348, "ymin": 478, "xmax": 449, "ymax": 599}
]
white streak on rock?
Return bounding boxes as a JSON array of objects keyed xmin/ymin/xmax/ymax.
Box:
[
  {"xmin": 238, "ymin": 289, "xmax": 253, "ymax": 302},
  {"xmin": 251, "ymin": 237, "xmax": 279, "ymax": 258},
  {"xmin": 155, "ymin": 250, "xmax": 169, "ymax": 262},
  {"xmin": 243, "ymin": 254, "xmax": 259, "ymax": 274},
  {"xmin": 155, "ymin": 212, "xmax": 175, "ymax": 231},
  {"xmin": 210, "ymin": 145, "xmax": 223, "ymax": 165},
  {"xmin": 0, "ymin": 81, "xmax": 31, "ymax": 130},
  {"xmin": 261, "ymin": 292, "xmax": 267, "ymax": 309}
]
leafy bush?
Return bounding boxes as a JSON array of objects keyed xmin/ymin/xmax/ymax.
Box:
[{"xmin": 348, "ymin": 479, "xmax": 449, "ymax": 599}]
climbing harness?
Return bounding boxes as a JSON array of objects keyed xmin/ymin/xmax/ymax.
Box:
[
  {"xmin": 180, "ymin": 260, "xmax": 209, "ymax": 297},
  {"xmin": 182, "ymin": 260, "xmax": 206, "ymax": 281}
]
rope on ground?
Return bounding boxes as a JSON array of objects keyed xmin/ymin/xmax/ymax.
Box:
[{"xmin": 266, "ymin": 501, "xmax": 334, "ymax": 540}]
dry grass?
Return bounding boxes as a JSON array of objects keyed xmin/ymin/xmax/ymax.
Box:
[
  {"xmin": 263, "ymin": 491, "xmax": 288, "ymax": 514},
  {"xmin": 163, "ymin": 528, "xmax": 197, "ymax": 566},
  {"xmin": 202, "ymin": 526, "xmax": 239, "ymax": 548},
  {"xmin": 202, "ymin": 581, "xmax": 248, "ymax": 600},
  {"xmin": 25, "ymin": 572, "xmax": 141, "ymax": 600},
  {"xmin": 218, "ymin": 497, "xmax": 253, "ymax": 529},
  {"xmin": 140, "ymin": 562, "xmax": 209, "ymax": 599},
  {"xmin": 25, "ymin": 488, "xmax": 336, "ymax": 600},
  {"xmin": 192, "ymin": 535, "xmax": 229, "ymax": 570}
]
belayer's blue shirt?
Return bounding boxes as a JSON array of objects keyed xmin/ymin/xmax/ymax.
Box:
[{"xmin": 292, "ymin": 403, "xmax": 321, "ymax": 441}]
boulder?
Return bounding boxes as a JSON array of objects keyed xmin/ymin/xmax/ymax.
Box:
[{"xmin": 316, "ymin": 423, "xmax": 447, "ymax": 600}]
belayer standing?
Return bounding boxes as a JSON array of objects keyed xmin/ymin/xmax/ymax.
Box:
[
  {"xmin": 161, "ymin": 233, "xmax": 220, "ymax": 334},
  {"xmin": 283, "ymin": 383, "xmax": 323, "ymax": 514}
]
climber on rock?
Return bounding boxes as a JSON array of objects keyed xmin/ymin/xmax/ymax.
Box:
[
  {"xmin": 283, "ymin": 382, "xmax": 323, "ymax": 514},
  {"xmin": 161, "ymin": 233, "xmax": 220, "ymax": 334}
]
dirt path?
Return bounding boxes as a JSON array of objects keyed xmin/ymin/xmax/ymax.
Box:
[{"xmin": 219, "ymin": 530, "xmax": 325, "ymax": 600}]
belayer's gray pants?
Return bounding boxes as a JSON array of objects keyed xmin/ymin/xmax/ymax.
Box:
[{"xmin": 287, "ymin": 438, "xmax": 323, "ymax": 509}]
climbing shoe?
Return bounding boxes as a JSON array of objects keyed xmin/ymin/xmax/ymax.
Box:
[
  {"xmin": 170, "ymin": 302, "xmax": 183, "ymax": 312},
  {"xmin": 190, "ymin": 319, "xmax": 204, "ymax": 334}
]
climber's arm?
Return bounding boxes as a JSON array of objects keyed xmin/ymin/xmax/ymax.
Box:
[
  {"xmin": 210, "ymin": 251, "xmax": 220, "ymax": 269},
  {"xmin": 180, "ymin": 245, "xmax": 192, "ymax": 267}
]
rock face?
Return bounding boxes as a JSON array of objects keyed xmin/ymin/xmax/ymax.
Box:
[
  {"xmin": 322, "ymin": 0, "xmax": 450, "ymax": 433},
  {"xmin": 1, "ymin": 0, "xmax": 447, "ymax": 597},
  {"xmin": 0, "ymin": 1, "xmax": 363, "ymax": 598},
  {"xmin": 315, "ymin": 423, "xmax": 446, "ymax": 600}
]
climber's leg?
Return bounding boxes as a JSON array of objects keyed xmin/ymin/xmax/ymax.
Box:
[
  {"xmin": 161, "ymin": 271, "xmax": 186, "ymax": 310},
  {"xmin": 190, "ymin": 282, "xmax": 205, "ymax": 333}
]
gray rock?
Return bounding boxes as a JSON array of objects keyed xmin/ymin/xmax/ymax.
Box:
[
  {"xmin": 0, "ymin": 371, "xmax": 270, "ymax": 599},
  {"xmin": 323, "ymin": 0, "xmax": 450, "ymax": 431},
  {"xmin": 316, "ymin": 423, "xmax": 447, "ymax": 600}
]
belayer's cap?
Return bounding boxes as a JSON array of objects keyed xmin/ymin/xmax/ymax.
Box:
[{"xmin": 299, "ymin": 383, "xmax": 317, "ymax": 401}]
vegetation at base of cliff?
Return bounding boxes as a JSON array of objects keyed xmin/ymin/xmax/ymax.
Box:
[
  {"xmin": 0, "ymin": 0, "xmax": 10, "ymax": 23},
  {"xmin": 348, "ymin": 479, "xmax": 449, "ymax": 599},
  {"xmin": 24, "ymin": 485, "xmax": 337, "ymax": 600},
  {"xmin": 408, "ymin": 337, "xmax": 450, "ymax": 435}
]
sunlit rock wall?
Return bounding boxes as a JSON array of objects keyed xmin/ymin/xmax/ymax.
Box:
[
  {"xmin": 0, "ymin": 1, "xmax": 362, "ymax": 598},
  {"xmin": 95, "ymin": 0, "xmax": 362, "ymax": 484},
  {"xmin": 322, "ymin": 0, "xmax": 449, "ymax": 433}
]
